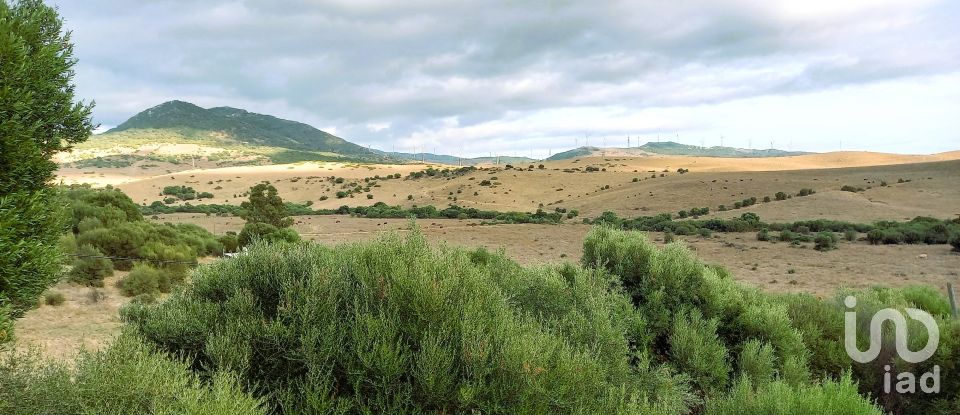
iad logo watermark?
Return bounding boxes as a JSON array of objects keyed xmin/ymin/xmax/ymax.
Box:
[{"xmin": 844, "ymin": 295, "xmax": 940, "ymax": 394}]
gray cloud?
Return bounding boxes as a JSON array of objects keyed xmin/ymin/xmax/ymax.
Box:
[{"xmin": 54, "ymin": 0, "xmax": 960, "ymax": 154}]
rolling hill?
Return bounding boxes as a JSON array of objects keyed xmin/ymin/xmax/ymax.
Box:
[
  {"xmin": 105, "ymin": 100, "xmax": 370, "ymax": 155},
  {"xmin": 546, "ymin": 142, "xmax": 809, "ymax": 161}
]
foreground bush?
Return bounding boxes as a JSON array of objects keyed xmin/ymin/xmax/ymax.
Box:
[
  {"xmin": 0, "ymin": 334, "xmax": 264, "ymax": 414},
  {"xmin": 124, "ymin": 231, "xmax": 694, "ymax": 414},
  {"xmin": 0, "ymin": 190, "xmax": 64, "ymax": 321},
  {"xmin": 705, "ymin": 375, "xmax": 880, "ymax": 415}
]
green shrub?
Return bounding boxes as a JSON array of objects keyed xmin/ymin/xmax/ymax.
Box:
[
  {"xmin": 237, "ymin": 222, "xmax": 300, "ymax": 248},
  {"xmin": 664, "ymin": 230, "xmax": 675, "ymax": 243},
  {"xmin": 814, "ymin": 232, "xmax": 838, "ymax": 251},
  {"xmin": 706, "ymin": 375, "xmax": 881, "ymax": 415},
  {"xmin": 139, "ymin": 242, "xmax": 194, "ymax": 284},
  {"xmin": 0, "ymin": 334, "xmax": 265, "ymax": 414},
  {"xmin": 670, "ymin": 309, "xmax": 731, "ymax": 394},
  {"xmin": 779, "ymin": 230, "xmax": 797, "ymax": 242},
  {"xmin": 69, "ymin": 245, "xmax": 114, "ymax": 287},
  {"xmin": 775, "ymin": 192, "xmax": 788, "ymax": 201},
  {"xmin": 0, "ymin": 305, "xmax": 12, "ymax": 345},
  {"xmin": 1, "ymin": 190, "xmax": 65, "ymax": 318},
  {"xmin": 951, "ymin": 233, "xmax": 960, "ymax": 252},
  {"xmin": 737, "ymin": 340, "xmax": 776, "ymax": 387},
  {"xmin": 43, "ymin": 292, "xmax": 65, "ymax": 306},
  {"xmin": 118, "ymin": 264, "xmax": 166, "ymax": 297},
  {"xmin": 757, "ymin": 229, "xmax": 771, "ymax": 241},
  {"xmin": 124, "ymin": 230, "xmax": 693, "ymax": 414},
  {"xmin": 132, "ymin": 293, "xmax": 158, "ymax": 305},
  {"xmin": 844, "ymin": 229, "xmax": 857, "ymax": 242},
  {"xmin": 219, "ymin": 233, "xmax": 239, "ymax": 253}
]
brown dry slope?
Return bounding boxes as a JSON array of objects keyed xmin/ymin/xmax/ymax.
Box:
[{"xmin": 60, "ymin": 151, "xmax": 960, "ymax": 223}]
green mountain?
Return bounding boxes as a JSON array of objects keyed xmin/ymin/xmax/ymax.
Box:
[
  {"xmin": 546, "ymin": 142, "xmax": 810, "ymax": 161},
  {"xmin": 105, "ymin": 100, "xmax": 371, "ymax": 156}
]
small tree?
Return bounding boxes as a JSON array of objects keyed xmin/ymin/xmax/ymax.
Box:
[
  {"xmin": 1, "ymin": 0, "xmax": 94, "ymax": 332},
  {"xmin": 240, "ymin": 183, "xmax": 292, "ymax": 228}
]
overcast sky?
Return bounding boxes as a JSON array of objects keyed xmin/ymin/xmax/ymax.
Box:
[{"xmin": 53, "ymin": 0, "xmax": 959, "ymax": 157}]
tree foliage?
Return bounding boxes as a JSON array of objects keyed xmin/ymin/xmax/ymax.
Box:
[
  {"xmin": 0, "ymin": 0, "xmax": 94, "ymax": 339},
  {"xmin": 240, "ymin": 183, "xmax": 292, "ymax": 228}
]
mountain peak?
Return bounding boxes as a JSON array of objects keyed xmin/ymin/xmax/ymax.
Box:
[{"xmin": 103, "ymin": 101, "xmax": 369, "ymax": 155}]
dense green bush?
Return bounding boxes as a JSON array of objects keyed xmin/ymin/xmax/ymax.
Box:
[
  {"xmin": 705, "ymin": 375, "xmax": 880, "ymax": 415},
  {"xmin": 0, "ymin": 190, "xmax": 65, "ymax": 319},
  {"xmin": 583, "ymin": 227, "xmax": 960, "ymax": 413},
  {"xmin": 219, "ymin": 232, "xmax": 239, "ymax": 253},
  {"xmin": 118, "ymin": 264, "xmax": 168, "ymax": 297},
  {"xmin": 123, "ymin": 231, "xmax": 697, "ymax": 414},
  {"xmin": 69, "ymin": 245, "xmax": 114, "ymax": 287},
  {"xmin": 237, "ymin": 222, "xmax": 300, "ymax": 247},
  {"xmin": 0, "ymin": 334, "xmax": 264, "ymax": 414}
]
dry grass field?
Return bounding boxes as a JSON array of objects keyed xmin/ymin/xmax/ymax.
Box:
[
  {"xmin": 59, "ymin": 150, "xmax": 960, "ymax": 222},
  {"xmin": 17, "ymin": 150, "xmax": 958, "ymax": 360}
]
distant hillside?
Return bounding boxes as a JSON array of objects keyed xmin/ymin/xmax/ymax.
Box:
[
  {"xmin": 380, "ymin": 151, "xmax": 536, "ymax": 166},
  {"xmin": 546, "ymin": 141, "xmax": 810, "ymax": 161},
  {"xmin": 105, "ymin": 100, "xmax": 371, "ymax": 156}
]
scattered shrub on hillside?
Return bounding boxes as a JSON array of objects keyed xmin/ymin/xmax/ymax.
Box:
[
  {"xmin": 844, "ymin": 229, "xmax": 858, "ymax": 242},
  {"xmin": 43, "ymin": 292, "xmax": 65, "ymax": 306},
  {"xmin": 951, "ymin": 234, "xmax": 960, "ymax": 252},
  {"xmin": 69, "ymin": 245, "xmax": 114, "ymax": 287},
  {"xmin": 757, "ymin": 229, "xmax": 771, "ymax": 241},
  {"xmin": 775, "ymin": 192, "xmax": 788, "ymax": 201},
  {"xmin": 814, "ymin": 232, "xmax": 838, "ymax": 251},
  {"xmin": 664, "ymin": 231, "xmax": 675, "ymax": 243},
  {"xmin": 841, "ymin": 185, "xmax": 865, "ymax": 193},
  {"xmin": 117, "ymin": 264, "xmax": 166, "ymax": 297},
  {"xmin": 797, "ymin": 188, "xmax": 815, "ymax": 197},
  {"xmin": 763, "ymin": 196, "xmax": 771, "ymax": 203}
]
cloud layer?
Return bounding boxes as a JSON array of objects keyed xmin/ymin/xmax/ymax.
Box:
[{"xmin": 55, "ymin": 0, "xmax": 960, "ymax": 155}]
